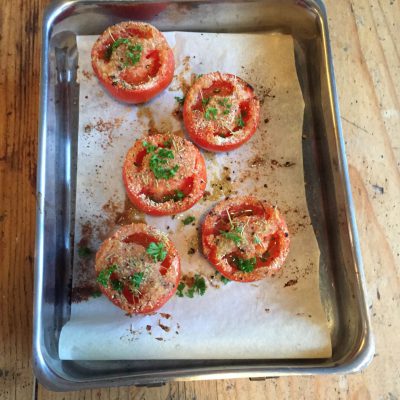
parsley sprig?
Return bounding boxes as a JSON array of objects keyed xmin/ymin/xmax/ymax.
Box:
[
  {"xmin": 219, "ymin": 229, "xmax": 242, "ymax": 245},
  {"xmin": 148, "ymin": 148, "xmax": 179, "ymax": 180},
  {"xmin": 176, "ymin": 275, "xmax": 207, "ymax": 298},
  {"xmin": 218, "ymin": 98, "xmax": 232, "ymax": 115},
  {"xmin": 130, "ymin": 272, "xmax": 144, "ymax": 289},
  {"xmin": 182, "ymin": 216, "xmax": 195, "ymax": 225},
  {"xmin": 236, "ymin": 113, "xmax": 245, "ymax": 128},
  {"xmin": 105, "ymin": 38, "xmax": 142, "ymax": 67},
  {"xmin": 234, "ymin": 257, "xmax": 256, "ymax": 273},
  {"xmin": 146, "ymin": 242, "xmax": 167, "ymax": 262},
  {"xmin": 205, "ymin": 107, "xmax": 218, "ymax": 121},
  {"xmin": 96, "ymin": 264, "xmax": 117, "ymax": 287},
  {"xmin": 143, "ymin": 140, "xmax": 157, "ymax": 153}
]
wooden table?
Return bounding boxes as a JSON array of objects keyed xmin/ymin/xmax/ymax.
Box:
[{"xmin": 1, "ymin": 0, "xmax": 399, "ymax": 398}]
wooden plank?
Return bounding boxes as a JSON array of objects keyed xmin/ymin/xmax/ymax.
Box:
[{"xmin": 0, "ymin": 0, "xmax": 42, "ymax": 398}]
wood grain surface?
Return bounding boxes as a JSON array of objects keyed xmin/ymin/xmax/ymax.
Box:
[{"xmin": 0, "ymin": 0, "xmax": 399, "ymax": 399}]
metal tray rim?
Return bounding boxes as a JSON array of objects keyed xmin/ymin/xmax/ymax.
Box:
[{"xmin": 33, "ymin": 0, "xmax": 374, "ymax": 390}]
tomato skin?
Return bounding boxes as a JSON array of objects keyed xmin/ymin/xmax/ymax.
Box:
[
  {"xmin": 123, "ymin": 134, "xmax": 207, "ymax": 216},
  {"xmin": 183, "ymin": 73, "xmax": 260, "ymax": 152},
  {"xmin": 95, "ymin": 223, "xmax": 181, "ymax": 314},
  {"xmin": 91, "ymin": 21, "xmax": 175, "ymax": 104},
  {"xmin": 202, "ymin": 196, "xmax": 290, "ymax": 282}
]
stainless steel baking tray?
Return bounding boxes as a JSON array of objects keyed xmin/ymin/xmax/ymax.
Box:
[{"xmin": 34, "ymin": 0, "xmax": 374, "ymax": 391}]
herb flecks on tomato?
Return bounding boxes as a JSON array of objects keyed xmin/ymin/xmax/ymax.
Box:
[
  {"xmin": 202, "ymin": 196, "xmax": 290, "ymax": 282},
  {"xmin": 95, "ymin": 223, "xmax": 181, "ymax": 314},
  {"xmin": 123, "ymin": 134, "xmax": 207, "ymax": 216},
  {"xmin": 183, "ymin": 73, "xmax": 260, "ymax": 152},
  {"xmin": 92, "ymin": 21, "xmax": 175, "ymax": 104}
]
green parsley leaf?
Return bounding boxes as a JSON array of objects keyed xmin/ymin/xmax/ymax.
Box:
[
  {"xmin": 176, "ymin": 282, "xmax": 185, "ymax": 297},
  {"xmin": 91, "ymin": 290, "xmax": 102, "ymax": 298},
  {"xmin": 253, "ymin": 235, "xmax": 262, "ymax": 244},
  {"xmin": 236, "ymin": 113, "xmax": 245, "ymax": 128},
  {"xmin": 96, "ymin": 264, "xmax": 117, "ymax": 287},
  {"xmin": 78, "ymin": 246, "xmax": 91, "ymax": 258},
  {"xmin": 182, "ymin": 216, "xmax": 195, "ymax": 225},
  {"xmin": 125, "ymin": 43, "xmax": 142, "ymax": 65},
  {"xmin": 174, "ymin": 96, "xmax": 185, "ymax": 105},
  {"xmin": 197, "ymin": 74, "xmax": 203, "ymax": 79},
  {"xmin": 220, "ymin": 275, "xmax": 230, "ymax": 284},
  {"xmin": 143, "ymin": 140, "xmax": 157, "ymax": 153},
  {"xmin": 202, "ymin": 97, "xmax": 210, "ymax": 106},
  {"xmin": 205, "ymin": 107, "xmax": 218, "ymax": 121},
  {"xmin": 157, "ymin": 148, "xmax": 174, "ymax": 159},
  {"xmin": 130, "ymin": 272, "xmax": 144, "ymax": 289},
  {"xmin": 146, "ymin": 242, "xmax": 167, "ymax": 262},
  {"xmin": 173, "ymin": 190, "xmax": 185, "ymax": 201},
  {"xmin": 163, "ymin": 138, "xmax": 173, "ymax": 148},
  {"xmin": 191, "ymin": 274, "xmax": 207, "ymax": 296},
  {"xmin": 111, "ymin": 279, "xmax": 124, "ymax": 292},
  {"xmin": 220, "ymin": 230, "xmax": 242, "ymax": 245},
  {"xmin": 218, "ymin": 98, "xmax": 232, "ymax": 115},
  {"xmin": 149, "ymin": 149, "xmax": 179, "ymax": 180},
  {"xmin": 234, "ymin": 257, "xmax": 256, "ymax": 273},
  {"xmin": 105, "ymin": 38, "xmax": 130, "ymax": 61}
]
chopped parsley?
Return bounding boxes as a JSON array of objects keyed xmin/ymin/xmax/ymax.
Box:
[
  {"xmin": 163, "ymin": 138, "xmax": 173, "ymax": 148},
  {"xmin": 234, "ymin": 257, "xmax": 256, "ymax": 273},
  {"xmin": 236, "ymin": 113, "xmax": 245, "ymax": 128},
  {"xmin": 91, "ymin": 290, "xmax": 102, "ymax": 298},
  {"xmin": 173, "ymin": 190, "xmax": 185, "ymax": 201},
  {"xmin": 130, "ymin": 272, "xmax": 144, "ymax": 289},
  {"xmin": 105, "ymin": 38, "xmax": 142, "ymax": 67},
  {"xmin": 176, "ymin": 282, "xmax": 185, "ymax": 297},
  {"xmin": 143, "ymin": 140, "xmax": 157, "ymax": 153},
  {"xmin": 218, "ymin": 98, "xmax": 232, "ymax": 115},
  {"xmin": 182, "ymin": 216, "xmax": 195, "ymax": 225},
  {"xmin": 149, "ymin": 148, "xmax": 179, "ymax": 180},
  {"xmin": 253, "ymin": 235, "xmax": 262, "ymax": 244},
  {"xmin": 146, "ymin": 242, "xmax": 167, "ymax": 262},
  {"xmin": 96, "ymin": 264, "xmax": 117, "ymax": 287},
  {"xmin": 125, "ymin": 43, "xmax": 142, "ymax": 66},
  {"xmin": 187, "ymin": 274, "xmax": 207, "ymax": 297},
  {"xmin": 176, "ymin": 275, "xmax": 207, "ymax": 298},
  {"xmin": 220, "ymin": 275, "xmax": 230, "ymax": 284},
  {"xmin": 202, "ymin": 97, "xmax": 210, "ymax": 106},
  {"xmin": 78, "ymin": 246, "xmax": 91, "ymax": 258},
  {"xmin": 205, "ymin": 107, "xmax": 218, "ymax": 121},
  {"xmin": 220, "ymin": 230, "xmax": 242, "ymax": 245},
  {"xmin": 174, "ymin": 96, "xmax": 185, "ymax": 105},
  {"xmin": 111, "ymin": 279, "xmax": 124, "ymax": 292}
]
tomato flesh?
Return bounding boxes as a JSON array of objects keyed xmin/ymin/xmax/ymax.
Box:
[
  {"xmin": 95, "ymin": 223, "xmax": 181, "ymax": 314},
  {"xmin": 202, "ymin": 196, "xmax": 290, "ymax": 282},
  {"xmin": 183, "ymin": 73, "xmax": 260, "ymax": 152}
]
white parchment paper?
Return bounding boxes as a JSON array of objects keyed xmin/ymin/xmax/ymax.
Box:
[{"xmin": 58, "ymin": 32, "xmax": 332, "ymax": 360}]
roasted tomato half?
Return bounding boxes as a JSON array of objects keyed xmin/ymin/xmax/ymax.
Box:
[
  {"xmin": 183, "ymin": 72, "xmax": 260, "ymax": 152},
  {"xmin": 123, "ymin": 134, "xmax": 207, "ymax": 216},
  {"xmin": 91, "ymin": 21, "xmax": 175, "ymax": 104},
  {"xmin": 202, "ymin": 196, "xmax": 290, "ymax": 282},
  {"xmin": 95, "ymin": 223, "xmax": 181, "ymax": 314}
]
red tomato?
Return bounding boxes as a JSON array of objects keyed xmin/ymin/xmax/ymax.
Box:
[
  {"xmin": 91, "ymin": 21, "xmax": 174, "ymax": 104},
  {"xmin": 123, "ymin": 134, "xmax": 207, "ymax": 216},
  {"xmin": 202, "ymin": 196, "xmax": 290, "ymax": 282},
  {"xmin": 183, "ymin": 72, "xmax": 260, "ymax": 152},
  {"xmin": 95, "ymin": 223, "xmax": 181, "ymax": 314}
]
